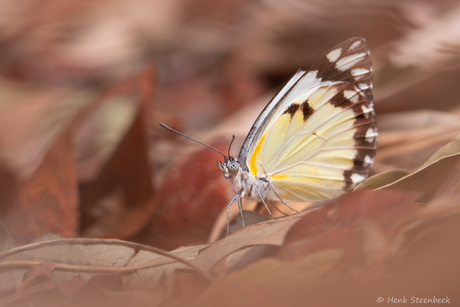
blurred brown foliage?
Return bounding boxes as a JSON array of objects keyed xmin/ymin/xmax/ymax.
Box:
[{"xmin": 1, "ymin": 0, "xmax": 460, "ymax": 306}]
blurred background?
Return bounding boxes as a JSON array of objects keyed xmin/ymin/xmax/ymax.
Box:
[{"xmin": 1, "ymin": 0, "xmax": 460, "ymax": 250}]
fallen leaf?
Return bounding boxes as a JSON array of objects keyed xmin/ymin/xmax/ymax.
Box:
[
  {"xmin": 358, "ymin": 133, "xmax": 460, "ymax": 200},
  {"xmin": 355, "ymin": 169, "xmax": 410, "ymax": 190},
  {"xmin": 419, "ymin": 133, "xmax": 460, "ymax": 167},
  {"xmin": 191, "ymin": 211, "xmax": 308, "ymax": 274},
  {"xmin": 379, "ymin": 152, "xmax": 460, "ymax": 202},
  {"xmin": 79, "ymin": 68, "xmax": 156, "ymax": 239},
  {"xmin": 0, "ymin": 82, "xmax": 94, "ymax": 180},
  {"xmin": 0, "ymin": 238, "xmax": 209, "ymax": 295},
  {"xmin": 373, "ymin": 110, "xmax": 460, "ymax": 171},
  {"xmin": 0, "ymin": 127, "xmax": 79, "ymax": 244},
  {"xmin": 277, "ymin": 190, "xmax": 420, "ymax": 264}
]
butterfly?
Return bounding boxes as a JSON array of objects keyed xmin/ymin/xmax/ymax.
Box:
[{"xmin": 161, "ymin": 37, "xmax": 377, "ymax": 235}]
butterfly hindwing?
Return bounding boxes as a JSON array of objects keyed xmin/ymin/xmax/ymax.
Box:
[{"xmin": 242, "ymin": 37, "xmax": 377, "ymax": 202}]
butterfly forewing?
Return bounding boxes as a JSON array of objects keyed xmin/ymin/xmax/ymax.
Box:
[
  {"xmin": 243, "ymin": 37, "xmax": 377, "ymax": 203},
  {"xmin": 311, "ymin": 37, "xmax": 373, "ymax": 103}
]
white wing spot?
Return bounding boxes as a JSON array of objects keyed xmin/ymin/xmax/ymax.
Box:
[
  {"xmin": 361, "ymin": 105, "xmax": 372, "ymax": 118},
  {"xmin": 349, "ymin": 40, "xmax": 362, "ymax": 51},
  {"xmin": 364, "ymin": 155, "xmax": 374, "ymax": 166},
  {"xmin": 336, "ymin": 53, "xmax": 366, "ymax": 71},
  {"xmin": 358, "ymin": 83, "xmax": 369, "ymax": 91},
  {"xmin": 365, "ymin": 127, "xmax": 378, "ymax": 142},
  {"xmin": 351, "ymin": 68, "xmax": 369, "ymax": 76},
  {"xmin": 326, "ymin": 48, "xmax": 342, "ymax": 62},
  {"xmin": 351, "ymin": 173, "xmax": 366, "ymax": 184},
  {"xmin": 344, "ymin": 90, "xmax": 359, "ymax": 103}
]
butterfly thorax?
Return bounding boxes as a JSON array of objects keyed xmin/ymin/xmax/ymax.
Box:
[{"xmin": 218, "ymin": 157, "xmax": 271, "ymax": 201}]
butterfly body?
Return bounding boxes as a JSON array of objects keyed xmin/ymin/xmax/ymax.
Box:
[
  {"xmin": 231, "ymin": 164, "xmax": 271, "ymax": 200},
  {"xmin": 220, "ymin": 38, "xmax": 377, "ymax": 231}
]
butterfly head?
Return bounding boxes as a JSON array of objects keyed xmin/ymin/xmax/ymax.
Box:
[
  {"xmin": 158, "ymin": 123, "xmax": 242, "ymax": 180},
  {"xmin": 218, "ymin": 156, "xmax": 240, "ymax": 179}
]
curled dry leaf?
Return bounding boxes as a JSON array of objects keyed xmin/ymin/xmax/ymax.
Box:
[
  {"xmin": 0, "ymin": 238, "xmax": 209, "ymax": 296},
  {"xmin": 378, "ymin": 147, "xmax": 460, "ymax": 203},
  {"xmin": 354, "ymin": 169, "xmax": 410, "ymax": 191},
  {"xmin": 0, "ymin": 82, "xmax": 95, "ymax": 180},
  {"xmin": 358, "ymin": 132, "xmax": 460, "ymax": 201},
  {"xmin": 77, "ymin": 68, "xmax": 156, "ymax": 239},
  {"xmin": 373, "ymin": 110, "xmax": 460, "ymax": 171},
  {"xmin": 0, "ymin": 128, "xmax": 79, "ymax": 244},
  {"xmin": 191, "ymin": 211, "xmax": 308, "ymax": 274},
  {"xmin": 79, "ymin": 96, "xmax": 155, "ymax": 239},
  {"xmin": 419, "ymin": 133, "xmax": 460, "ymax": 168}
]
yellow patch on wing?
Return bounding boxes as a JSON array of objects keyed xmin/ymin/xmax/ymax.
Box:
[
  {"xmin": 249, "ymin": 132, "xmax": 267, "ymax": 176},
  {"xmin": 259, "ymin": 113, "xmax": 291, "ymax": 174},
  {"xmin": 270, "ymin": 173, "xmax": 289, "ymax": 181}
]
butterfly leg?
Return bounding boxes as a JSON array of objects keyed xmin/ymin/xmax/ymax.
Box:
[
  {"xmin": 269, "ymin": 200, "xmax": 289, "ymax": 216},
  {"xmin": 237, "ymin": 196, "xmax": 245, "ymax": 228},
  {"xmin": 263, "ymin": 185, "xmax": 288, "ymax": 216},
  {"xmin": 270, "ymin": 184, "xmax": 300, "ymax": 213},
  {"xmin": 253, "ymin": 186, "xmax": 275, "ymax": 218},
  {"xmin": 227, "ymin": 193, "xmax": 241, "ymax": 236}
]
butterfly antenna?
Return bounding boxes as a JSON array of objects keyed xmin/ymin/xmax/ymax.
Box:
[
  {"xmin": 228, "ymin": 135, "xmax": 235, "ymax": 158},
  {"xmin": 160, "ymin": 123, "xmax": 228, "ymax": 159}
]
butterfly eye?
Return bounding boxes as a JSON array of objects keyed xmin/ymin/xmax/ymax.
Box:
[{"xmin": 227, "ymin": 160, "xmax": 240, "ymax": 172}]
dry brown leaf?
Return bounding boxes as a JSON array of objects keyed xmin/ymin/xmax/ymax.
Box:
[
  {"xmin": 373, "ymin": 110, "xmax": 460, "ymax": 171},
  {"xmin": 420, "ymin": 133, "xmax": 460, "ymax": 167},
  {"xmin": 191, "ymin": 211, "xmax": 308, "ymax": 274},
  {"xmin": 0, "ymin": 238, "xmax": 209, "ymax": 295},
  {"xmin": 355, "ymin": 169, "xmax": 410, "ymax": 191},
  {"xmin": 378, "ymin": 152, "xmax": 460, "ymax": 202},
  {"xmin": 0, "ymin": 83, "xmax": 94, "ymax": 180},
  {"xmin": 80, "ymin": 69, "xmax": 156, "ymax": 239},
  {"xmin": 278, "ymin": 190, "xmax": 420, "ymax": 264},
  {"xmin": 358, "ymin": 130, "xmax": 460, "ymax": 192},
  {"xmin": 0, "ymin": 127, "xmax": 79, "ymax": 244}
]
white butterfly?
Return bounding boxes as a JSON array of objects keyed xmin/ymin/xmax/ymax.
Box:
[{"xmin": 162, "ymin": 37, "xmax": 377, "ymax": 235}]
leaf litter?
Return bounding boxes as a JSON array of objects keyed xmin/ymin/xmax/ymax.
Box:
[{"xmin": 1, "ymin": 1, "xmax": 460, "ymax": 306}]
